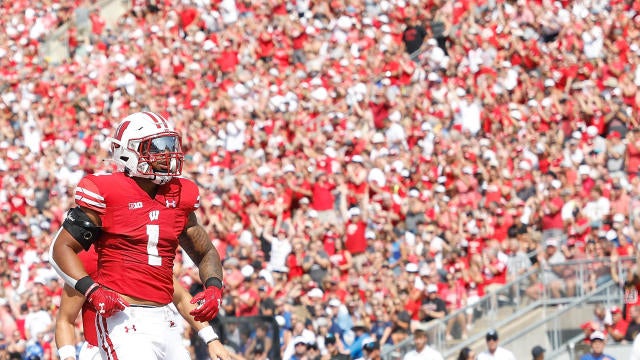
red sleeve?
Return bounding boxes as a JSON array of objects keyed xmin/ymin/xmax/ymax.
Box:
[
  {"xmin": 178, "ymin": 178, "xmax": 201, "ymax": 212},
  {"xmin": 74, "ymin": 176, "xmax": 106, "ymax": 214}
]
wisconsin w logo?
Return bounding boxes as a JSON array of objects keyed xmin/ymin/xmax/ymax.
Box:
[{"xmin": 149, "ymin": 210, "xmax": 160, "ymax": 221}]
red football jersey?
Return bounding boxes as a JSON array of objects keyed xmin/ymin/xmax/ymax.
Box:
[
  {"xmin": 79, "ymin": 247, "xmax": 99, "ymax": 346},
  {"xmin": 74, "ymin": 172, "xmax": 199, "ymax": 304}
]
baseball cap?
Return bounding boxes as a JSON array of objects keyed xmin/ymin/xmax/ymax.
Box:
[
  {"xmin": 531, "ymin": 345, "xmax": 546, "ymax": 357},
  {"xmin": 362, "ymin": 338, "xmax": 379, "ymax": 352},
  {"xmin": 405, "ymin": 263, "xmax": 419, "ymax": 273},
  {"xmin": 610, "ymin": 306, "xmax": 622, "ymax": 314},
  {"xmin": 545, "ymin": 238, "xmax": 559, "ymax": 248},
  {"xmin": 590, "ymin": 331, "xmax": 606, "ymax": 341},
  {"xmin": 486, "ymin": 329, "xmax": 499, "ymax": 341},
  {"xmin": 294, "ymin": 336, "xmax": 307, "ymax": 346},
  {"xmin": 325, "ymin": 333, "xmax": 337, "ymax": 345},
  {"xmin": 580, "ymin": 321, "xmax": 596, "ymax": 330},
  {"xmin": 413, "ymin": 322, "xmax": 429, "ymax": 334}
]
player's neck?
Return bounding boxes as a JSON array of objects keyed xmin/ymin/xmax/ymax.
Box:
[{"xmin": 134, "ymin": 177, "xmax": 159, "ymax": 198}]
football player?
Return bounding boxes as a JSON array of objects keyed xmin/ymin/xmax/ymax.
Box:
[
  {"xmin": 55, "ymin": 246, "xmax": 230, "ymax": 360},
  {"xmin": 49, "ymin": 112, "xmax": 224, "ymax": 360}
]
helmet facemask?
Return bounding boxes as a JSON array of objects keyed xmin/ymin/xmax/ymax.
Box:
[
  {"xmin": 110, "ymin": 112, "xmax": 185, "ymax": 185},
  {"xmin": 133, "ymin": 133, "xmax": 183, "ymax": 172}
]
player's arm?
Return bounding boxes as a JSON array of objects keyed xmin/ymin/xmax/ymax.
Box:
[
  {"xmin": 179, "ymin": 211, "xmax": 224, "ymax": 322},
  {"xmin": 55, "ymin": 284, "xmax": 85, "ymax": 360},
  {"xmin": 49, "ymin": 206, "xmax": 128, "ymax": 317},
  {"xmin": 49, "ymin": 206, "xmax": 99, "ymax": 285},
  {"xmin": 172, "ymin": 278, "xmax": 230, "ymax": 360},
  {"xmin": 179, "ymin": 212, "xmax": 223, "ymax": 282}
]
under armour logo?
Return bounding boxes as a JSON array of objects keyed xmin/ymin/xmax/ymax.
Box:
[
  {"xmin": 98, "ymin": 302, "xmax": 105, "ymax": 314},
  {"xmin": 165, "ymin": 200, "xmax": 177, "ymax": 208},
  {"xmin": 124, "ymin": 325, "xmax": 137, "ymax": 333},
  {"xmin": 169, "ymin": 320, "xmax": 176, "ymax": 328}
]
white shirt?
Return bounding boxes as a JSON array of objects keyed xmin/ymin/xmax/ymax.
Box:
[
  {"xmin": 582, "ymin": 197, "xmax": 611, "ymax": 223},
  {"xmin": 268, "ymin": 236, "xmax": 292, "ymax": 272},
  {"xmin": 403, "ymin": 346, "xmax": 444, "ymax": 360},
  {"xmin": 458, "ymin": 100, "xmax": 481, "ymax": 135},
  {"xmin": 24, "ymin": 309, "xmax": 52, "ymax": 340},
  {"xmin": 224, "ymin": 120, "xmax": 246, "ymax": 152},
  {"xmin": 477, "ymin": 347, "xmax": 516, "ymax": 360}
]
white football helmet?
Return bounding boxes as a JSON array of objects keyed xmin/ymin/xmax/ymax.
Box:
[{"xmin": 110, "ymin": 111, "xmax": 184, "ymax": 185}]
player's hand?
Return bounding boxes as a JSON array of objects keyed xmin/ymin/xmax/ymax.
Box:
[
  {"xmin": 87, "ymin": 286, "xmax": 129, "ymax": 317},
  {"xmin": 190, "ymin": 286, "xmax": 223, "ymax": 322},
  {"xmin": 208, "ymin": 339, "xmax": 231, "ymax": 360}
]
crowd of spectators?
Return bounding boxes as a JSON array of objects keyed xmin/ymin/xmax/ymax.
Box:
[{"xmin": 2, "ymin": 0, "xmax": 640, "ymax": 359}]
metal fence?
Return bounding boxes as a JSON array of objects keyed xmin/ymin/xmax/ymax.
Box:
[
  {"xmin": 382, "ymin": 256, "xmax": 633, "ymax": 360},
  {"xmin": 211, "ymin": 315, "xmax": 282, "ymax": 360}
]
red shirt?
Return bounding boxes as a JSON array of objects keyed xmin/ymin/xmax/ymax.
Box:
[
  {"xmin": 311, "ymin": 181, "xmax": 335, "ymax": 211},
  {"xmin": 483, "ymin": 258, "xmax": 507, "ymax": 285},
  {"xmin": 541, "ymin": 196, "xmax": 564, "ymax": 230},
  {"xmin": 286, "ymin": 252, "xmax": 304, "ymax": 280},
  {"xmin": 627, "ymin": 139, "xmax": 640, "ymax": 174},
  {"xmin": 345, "ymin": 221, "xmax": 367, "ymax": 255},
  {"xmin": 75, "ymin": 172, "xmax": 199, "ymax": 304},
  {"xmin": 236, "ymin": 286, "xmax": 260, "ymax": 317}
]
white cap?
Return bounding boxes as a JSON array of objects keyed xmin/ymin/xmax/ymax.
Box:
[
  {"xmin": 434, "ymin": 185, "xmax": 446, "ymax": 193},
  {"xmin": 329, "ymin": 298, "xmax": 342, "ymax": 307},
  {"xmin": 590, "ymin": 331, "xmax": 606, "ymax": 341},
  {"xmin": 545, "ymin": 238, "xmax": 559, "ymax": 247},
  {"xmin": 351, "ymin": 155, "xmax": 364, "ymax": 164},
  {"xmin": 587, "ymin": 126, "xmax": 598, "ymax": 137},
  {"xmin": 572, "ymin": 131, "xmax": 582, "ymax": 140},
  {"xmin": 551, "ymin": 179, "xmax": 562, "ymax": 189},
  {"xmin": 519, "ymin": 160, "xmax": 532, "ymax": 171},
  {"xmin": 405, "ymin": 263, "xmax": 419, "ymax": 273},
  {"xmin": 211, "ymin": 197, "xmax": 222, "ymax": 206},
  {"xmin": 578, "ymin": 165, "xmax": 591, "ymax": 175},
  {"xmin": 307, "ymin": 288, "xmax": 324, "ymax": 298},
  {"xmin": 408, "ymin": 189, "xmax": 420, "ymax": 198},
  {"xmin": 241, "ymin": 265, "xmax": 255, "ymax": 278},
  {"xmin": 606, "ymin": 229, "xmax": 618, "ymax": 241},
  {"xmin": 389, "ymin": 110, "xmax": 402, "ymax": 122},
  {"xmin": 372, "ymin": 132, "xmax": 385, "ymax": 144},
  {"xmin": 348, "ymin": 207, "xmax": 361, "ymax": 217},
  {"xmin": 613, "ymin": 213, "xmax": 625, "ymax": 222},
  {"xmin": 283, "ymin": 164, "xmax": 296, "ymax": 173},
  {"xmin": 462, "ymin": 166, "xmax": 473, "ymax": 175},
  {"xmin": 419, "ymin": 266, "xmax": 431, "ymax": 276},
  {"xmin": 427, "ymin": 284, "xmax": 438, "ymax": 293}
]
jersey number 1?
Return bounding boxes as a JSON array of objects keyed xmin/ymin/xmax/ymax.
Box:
[{"xmin": 146, "ymin": 225, "xmax": 162, "ymax": 266}]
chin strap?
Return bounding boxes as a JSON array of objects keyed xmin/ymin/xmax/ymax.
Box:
[{"xmin": 152, "ymin": 174, "xmax": 172, "ymax": 185}]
